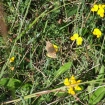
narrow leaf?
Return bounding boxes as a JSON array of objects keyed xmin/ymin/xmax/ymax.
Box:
[
  {"xmin": 53, "ymin": 62, "xmax": 72, "ymax": 80},
  {"xmin": 97, "ymin": 65, "xmax": 104, "ymax": 79},
  {"xmin": 89, "ymin": 87, "xmax": 105, "ymax": 105}
]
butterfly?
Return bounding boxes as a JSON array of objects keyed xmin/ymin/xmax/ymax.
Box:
[{"xmin": 45, "ymin": 41, "xmax": 57, "ymax": 58}]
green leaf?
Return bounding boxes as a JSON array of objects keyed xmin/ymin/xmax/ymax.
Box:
[
  {"xmin": 56, "ymin": 92, "xmax": 67, "ymax": 97},
  {"xmin": 89, "ymin": 87, "xmax": 105, "ymax": 105},
  {"xmin": 0, "ymin": 78, "xmax": 9, "ymax": 86},
  {"xmin": 53, "ymin": 62, "xmax": 72, "ymax": 80},
  {"xmin": 87, "ymin": 85, "xmax": 94, "ymax": 94},
  {"xmin": 21, "ymin": 83, "xmax": 32, "ymax": 91},
  {"xmin": 66, "ymin": 5, "xmax": 77, "ymax": 17},
  {"xmin": 0, "ymin": 78, "xmax": 21, "ymax": 89},
  {"xmin": 96, "ymin": 65, "xmax": 104, "ymax": 85},
  {"xmin": 97, "ymin": 65, "xmax": 104, "ymax": 80},
  {"xmin": 7, "ymin": 78, "xmax": 21, "ymax": 89}
]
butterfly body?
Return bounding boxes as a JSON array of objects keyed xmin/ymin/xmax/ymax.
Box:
[{"xmin": 45, "ymin": 41, "xmax": 57, "ymax": 58}]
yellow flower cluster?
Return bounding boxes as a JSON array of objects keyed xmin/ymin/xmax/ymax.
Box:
[
  {"xmin": 70, "ymin": 33, "xmax": 83, "ymax": 45},
  {"xmin": 64, "ymin": 75, "xmax": 82, "ymax": 95},
  {"xmin": 93, "ymin": 28, "xmax": 102, "ymax": 38},
  {"xmin": 91, "ymin": 4, "xmax": 105, "ymax": 17}
]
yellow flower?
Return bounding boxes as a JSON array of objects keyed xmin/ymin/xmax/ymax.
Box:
[
  {"xmin": 10, "ymin": 57, "xmax": 15, "ymax": 63},
  {"xmin": 70, "ymin": 33, "xmax": 83, "ymax": 45},
  {"xmin": 53, "ymin": 44, "xmax": 58, "ymax": 52},
  {"xmin": 93, "ymin": 28, "xmax": 102, "ymax": 38},
  {"xmin": 64, "ymin": 75, "xmax": 82, "ymax": 95},
  {"xmin": 97, "ymin": 8, "xmax": 104, "ymax": 17},
  {"xmin": 91, "ymin": 4, "xmax": 105, "ymax": 17},
  {"xmin": 76, "ymin": 37, "xmax": 83, "ymax": 45},
  {"xmin": 70, "ymin": 33, "xmax": 79, "ymax": 41},
  {"xmin": 91, "ymin": 4, "xmax": 98, "ymax": 12}
]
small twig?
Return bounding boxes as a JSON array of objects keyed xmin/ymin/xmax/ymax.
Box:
[
  {"xmin": 74, "ymin": 95, "xmax": 87, "ymax": 105},
  {"xmin": 1, "ymin": 87, "xmax": 65, "ymax": 104}
]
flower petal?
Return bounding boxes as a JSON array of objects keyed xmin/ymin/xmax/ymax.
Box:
[
  {"xmin": 76, "ymin": 37, "xmax": 83, "ymax": 45},
  {"xmin": 53, "ymin": 44, "xmax": 58, "ymax": 52},
  {"xmin": 74, "ymin": 85, "xmax": 82, "ymax": 90},
  {"xmin": 70, "ymin": 33, "xmax": 79, "ymax": 41},
  {"xmin": 68, "ymin": 87, "xmax": 75, "ymax": 95},
  {"xmin": 64, "ymin": 78, "xmax": 70, "ymax": 86},
  {"xmin": 77, "ymin": 80, "xmax": 82, "ymax": 83},
  {"xmin": 91, "ymin": 4, "xmax": 98, "ymax": 12},
  {"xmin": 70, "ymin": 75, "xmax": 77, "ymax": 84}
]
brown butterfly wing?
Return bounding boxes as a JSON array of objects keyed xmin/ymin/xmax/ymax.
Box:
[{"xmin": 45, "ymin": 41, "xmax": 57, "ymax": 58}]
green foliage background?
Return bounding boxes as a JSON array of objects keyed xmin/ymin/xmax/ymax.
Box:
[{"xmin": 0, "ymin": 0, "xmax": 105, "ymax": 105}]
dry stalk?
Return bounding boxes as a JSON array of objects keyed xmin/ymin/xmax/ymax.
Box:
[{"xmin": 0, "ymin": 3, "xmax": 8, "ymax": 44}]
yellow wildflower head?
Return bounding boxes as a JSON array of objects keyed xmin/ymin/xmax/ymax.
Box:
[
  {"xmin": 91, "ymin": 4, "xmax": 105, "ymax": 17},
  {"xmin": 70, "ymin": 33, "xmax": 79, "ymax": 41},
  {"xmin": 10, "ymin": 57, "xmax": 15, "ymax": 63},
  {"xmin": 53, "ymin": 44, "xmax": 58, "ymax": 52},
  {"xmin": 76, "ymin": 37, "xmax": 83, "ymax": 45},
  {"xmin": 64, "ymin": 75, "xmax": 82, "ymax": 95},
  {"xmin": 97, "ymin": 8, "xmax": 104, "ymax": 17},
  {"xmin": 91, "ymin": 4, "xmax": 98, "ymax": 12},
  {"xmin": 70, "ymin": 34, "xmax": 83, "ymax": 45},
  {"xmin": 93, "ymin": 28, "xmax": 102, "ymax": 38}
]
